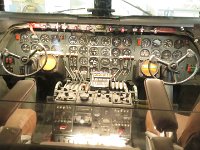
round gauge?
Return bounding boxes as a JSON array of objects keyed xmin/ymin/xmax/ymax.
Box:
[
  {"xmin": 152, "ymin": 39, "xmax": 162, "ymax": 47},
  {"xmin": 101, "ymin": 48, "xmax": 110, "ymax": 56},
  {"xmin": 31, "ymin": 44, "xmax": 39, "ymax": 50},
  {"xmin": 141, "ymin": 38, "xmax": 151, "ymax": 48},
  {"xmin": 79, "ymin": 66, "xmax": 88, "ymax": 73},
  {"xmin": 79, "ymin": 36, "xmax": 88, "ymax": 45},
  {"xmin": 100, "ymin": 58, "xmax": 110, "ymax": 66},
  {"xmin": 21, "ymin": 44, "xmax": 30, "ymax": 53},
  {"xmin": 39, "ymin": 54, "xmax": 57, "ymax": 71},
  {"xmin": 163, "ymin": 39, "xmax": 173, "ymax": 48},
  {"xmin": 172, "ymin": 50, "xmax": 182, "ymax": 60},
  {"xmin": 174, "ymin": 39, "xmax": 184, "ymax": 49},
  {"xmin": 89, "ymin": 36, "xmax": 99, "ymax": 46},
  {"xmin": 140, "ymin": 60, "xmax": 159, "ymax": 77},
  {"xmin": 30, "ymin": 34, "xmax": 39, "ymax": 43},
  {"xmin": 111, "ymin": 68, "xmax": 119, "ymax": 75},
  {"xmin": 122, "ymin": 37, "xmax": 132, "ymax": 47},
  {"xmin": 151, "ymin": 49, "xmax": 161, "ymax": 58},
  {"xmin": 69, "ymin": 46, "xmax": 78, "ymax": 53},
  {"xmin": 111, "ymin": 48, "xmax": 120, "ymax": 57},
  {"xmin": 79, "ymin": 56, "xmax": 88, "ymax": 65},
  {"xmin": 90, "ymin": 67, "xmax": 98, "ymax": 72},
  {"xmin": 101, "ymin": 37, "xmax": 111, "ymax": 46},
  {"xmin": 112, "ymin": 37, "xmax": 121, "ymax": 47},
  {"xmin": 44, "ymin": 45, "xmax": 50, "ymax": 51},
  {"xmin": 122, "ymin": 48, "xmax": 131, "ymax": 56},
  {"xmin": 40, "ymin": 34, "xmax": 50, "ymax": 43},
  {"xmin": 89, "ymin": 57, "xmax": 99, "ymax": 67},
  {"xmin": 100, "ymin": 67, "xmax": 109, "ymax": 72},
  {"xmin": 31, "ymin": 44, "xmax": 44, "ymax": 51},
  {"xmin": 140, "ymin": 49, "xmax": 150, "ymax": 57},
  {"xmin": 79, "ymin": 46, "xmax": 88, "ymax": 55},
  {"xmin": 161, "ymin": 50, "xmax": 171, "ymax": 59},
  {"xmin": 20, "ymin": 33, "xmax": 29, "ymax": 42},
  {"xmin": 51, "ymin": 45, "xmax": 62, "ymax": 51},
  {"xmin": 69, "ymin": 35, "xmax": 78, "ymax": 45},
  {"xmin": 111, "ymin": 58, "xmax": 120, "ymax": 66},
  {"xmin": 89, "ymin": 47, "xmax": 99, "ymax": 56}
]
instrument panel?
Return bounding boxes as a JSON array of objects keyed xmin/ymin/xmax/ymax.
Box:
[{"xmin": 2, "ymin": 24, "xmax": 197, "ymax": 81}]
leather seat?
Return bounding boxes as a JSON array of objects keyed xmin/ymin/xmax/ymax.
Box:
[
  {"xmin": 0, "ymin": 77, "xmax": 37, "ymax": 143},
  {"xmin": 144, "ymin": 78, "xmax": 200, "ymax": 150}
]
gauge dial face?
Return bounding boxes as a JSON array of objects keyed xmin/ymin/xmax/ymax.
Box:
[
  {"xmin": 79, "ymin": 36, "xmax": 88, "ymax": 45},
  {"xmin": 101, "ymin": 37, "xmax": 111, "ymax": 46},
  {"xmin": 20, "ymin": 33, "xmax": 29, "ymax": 42},
  {"xmin": 152, "ymin": 39, "xmax": 162, "ymax": 47},
  {"xmin": 40, "ymin": 34, "xmax": 50, "ymax": 43},
  {"xmin": 174, "ymin": 39, "xmax": 184, "ymax": 49},
  {"xmin": 90, "ymin": 67, "xmax": 98, "ymax": 72},
  {"xmin": 122, "ymin": 37, "xmax": 132, "ymax": 47},
  {"xmin": 111, "ymin": 58, "xmax": 120, "ymax": 66},
  {"xmin": 100, "ymin": 58, "xmax": 110, "ymax": 66},
  {"xmin": 90, "ymin": 36, "xmax": 99, "ymax": 46},
  {"xmin": 43, "ymin": 45, "xmax": 50, "ymax": 51},
  {"xmin": 89, "ymin": 57, "xmax": 99, "ymax": 67},
  {"xmin": 163, "ymin": 39, "xmax": 173, "ymax": 48},
  {"xmin": 161, "ymin": 50, "xmax": 171, "ymax": 59},
  {"xmin": 111, "ymin": 48, "xmax": 120, "ymax": 57},
  {"xmin": 30, "ymin": 34, "xmax": 39, "ymax": 43},
  {"xmin": 31, "ymin": 44, "xmax": 40, "ymax": 51},
  {"xmin": 112, "ymin": 37, "xmax": 121, "ymax": 47},
  {"xmin": 172, "ymin": 50, "xmax": 182, "ymax": 60},
  {"xmin": 151, "ymin": 49, "xmax": 161, "ymax": 58},
  {"xmin": 101, "ymin": 48, "xmax": 110, "ymax": 56},
  {"xmin": 122, "ymin": 48, "xmax": 131, "ymax": 56},
  {"xmin": 140, "ymin": 49, "xmax": 150, "ymax": 57},
  {"xmin": 79, "ymin": 46, "xmax": 88, "ymax": 55},
  {"xmin": 79, "ymin": 66, "xmax": 88, "ymax": 73},
  {"xmin": 69, "ymin": 35, "xmax": 78, "ymax": 45},
  {"xmin": 141, "ymin": 38, "xmax": 151, "ymax": 48},
  {"xmin": 79, "ymin": 56, "xmax": 88, "ymax": 65},
  {"xmin": 69, "ymin": 46, "xmax": 78, "ymax": 53},
  {"xmin": 51, "ymin": 45, "xmax": 62, "ymax": 51},
  {"xmin": 100, "ymin": 67, "xmax": 109, "ymax": 72},
  {"xmin": 89, "ymin": 47, "xmax": 99, "ymax": 56},
  {"xmin": 21, "ymin": 44, "xmax": 30, "ymax": 52}
]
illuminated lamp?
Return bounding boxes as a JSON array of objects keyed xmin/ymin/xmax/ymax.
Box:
[
  {"xmin": 140, "ymin": 60, "xmax": 158, "ymax": 77},
  {"xmin": 39, "ymin": 54, "xmax": 57, "ymax": 71}
]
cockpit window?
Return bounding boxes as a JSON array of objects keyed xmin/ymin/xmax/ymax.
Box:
[{"xmin": 4, "ymin": 0, "xmax": 200, "ymax": 17}]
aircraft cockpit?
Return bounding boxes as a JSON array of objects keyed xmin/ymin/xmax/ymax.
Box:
[{"xmin": 0, "ymin": 0, "xmax": 200, "ymax": 150}]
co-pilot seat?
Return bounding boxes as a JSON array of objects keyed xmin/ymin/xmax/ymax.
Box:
[
  {"xmin": 0, "ymin": 76, "xmax": 37, "ymax": 143},
  {"xmin": 144, "ymin": 78, "xmax": 200, "ymax": 150}
]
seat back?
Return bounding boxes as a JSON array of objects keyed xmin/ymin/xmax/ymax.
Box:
[
  {"xmin": 178, "ymin": 94, "xmax": 200, "ymax": 149},
  {"xmin": 0, "ymin": 79, "xmax": 36, "ymax": 125},
  {"xmin": 144, "ymin": 79, "xmax": 178, "ymax": 132}
]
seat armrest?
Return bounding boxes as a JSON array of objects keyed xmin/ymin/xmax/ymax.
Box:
[{"xmin": 5, "ymin": 109, "xmax": 36, "ymax": 136}]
